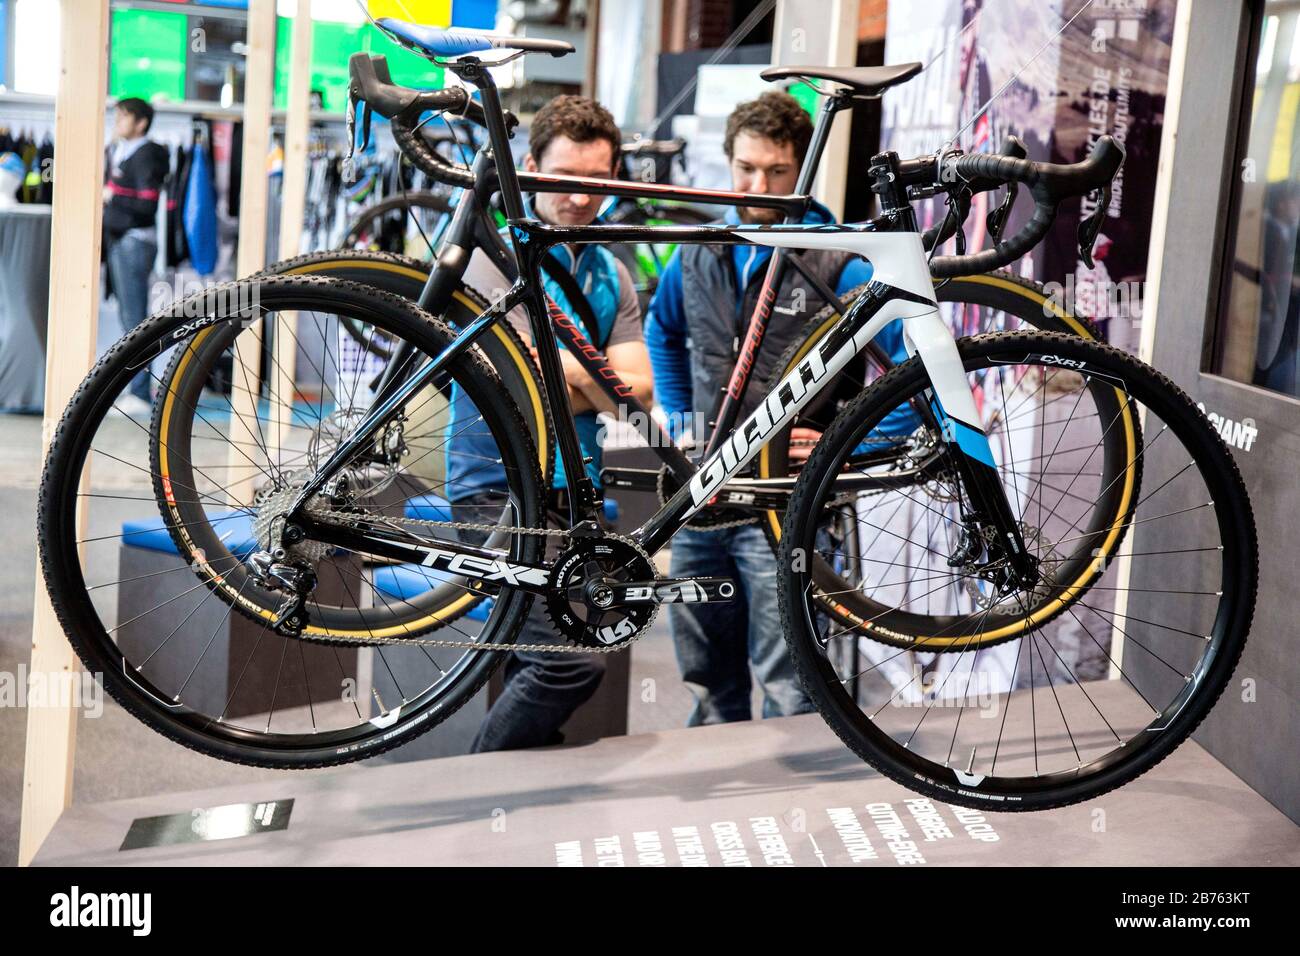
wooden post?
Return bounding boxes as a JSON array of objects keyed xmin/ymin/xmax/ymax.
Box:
[
  {"xmin": 226, "ymin": 0, "xmax": 279, "ymax": 507},
  {"xmin": 583, "ymin": 0, "xmax": 600, "ymax": 99},
  {"xmin": 662, "ymin": 0, "xmax": 688, "ymax": 55},
  {"xmin": 270, "ymin": 2, "xmax": 313, "ymax": 458},
  {"xmin": 18, "ymin": 0, "xmax": 110, "ymax": 867},
  {"xmin": 772, "ymin": 0, "xmax": 861, "ymax": 219}
]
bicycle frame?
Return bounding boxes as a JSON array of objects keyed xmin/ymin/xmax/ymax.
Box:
[
  {"xmin": 376, "ymin": 85, "xmax": 891, "ymax": 492},
  {"xmin": 290, "ymin": 57, "xmax": 1031, "ymax": 591}
]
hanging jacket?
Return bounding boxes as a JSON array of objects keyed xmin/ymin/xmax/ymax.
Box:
[
  {"xmin": 35, "ymin": 138, "xmax": 54, "ymax": 204},
  {"xmin": 166, "ymin": 145, "xmax": 191, "ymax": 268},
  {"xmin": 184, "ymin": 136, "xmax": 218, "ymax": 275}
]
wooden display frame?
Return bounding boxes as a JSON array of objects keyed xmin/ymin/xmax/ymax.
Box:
[{"xmin": 18, "ymin": 0, "xmax": 315, "ymax": 866}]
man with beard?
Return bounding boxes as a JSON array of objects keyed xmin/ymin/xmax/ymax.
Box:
[{"xmin": 644, "ymin": 90, "xmax": 908, "ymax": 725}]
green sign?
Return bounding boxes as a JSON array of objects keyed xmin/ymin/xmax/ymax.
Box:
[
  {"xmin": 275, "ymin": 20, "xmax": 445, "ymax": 115},
  {"xmin": 110, "ymin": 9, "xmax": 188, "ymax": 104}
]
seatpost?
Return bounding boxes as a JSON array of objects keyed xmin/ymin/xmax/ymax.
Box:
[
  {"xmin": 794, "ymin": 91, "xmax": 852, "ymax": 198},
  {"xmin": 451, "ymin": 59, "xmax": 528, "ymax": 221}
]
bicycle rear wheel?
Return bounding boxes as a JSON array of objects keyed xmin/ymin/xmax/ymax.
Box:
[
  {"xmin": 757, "ymin": 272, "xmax": 1128, "ymax": 649},
  {"xmin": 342, "ymin": 189, "xmax": 453, "ymax": 256},
  {"xmin": 39, "ymin": 275, "xmax": 545, "ymax": 766},
  {"xmin": 778, "ymin": 332, "xmax": 1256, "ymax": 809}
]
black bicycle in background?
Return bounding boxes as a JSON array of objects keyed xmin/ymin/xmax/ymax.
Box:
[
  {"xmin": 38, "ymin": 21, "xmax": 1255, "ymax": 813},
  {"xmin": 342, "ymin": 118, "xmax": 708, "ymax": 312},
  {"xmin": 275, "ymin": 48, "xmax": 1113, "ymax": 558}
]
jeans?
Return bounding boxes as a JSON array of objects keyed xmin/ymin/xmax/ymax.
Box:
[
  {"xmin": 469, "ymin": 601, "xmax": 607, "ymax": 753},
  {"xmin": 668, "ymin": 522, "xmax": 812, "ymax": 725},
  {"xmin": 106, "ymin": 232, "xmax": 157, "ymax": 402},
  {"xmin": 466, "ymin": 499, "xmax": 606, "ymax": 753}
]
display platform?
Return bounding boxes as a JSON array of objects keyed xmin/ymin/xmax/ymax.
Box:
[{"xmin": 32, "ymin": 679, "xmax": 1300, "ymax": 867}]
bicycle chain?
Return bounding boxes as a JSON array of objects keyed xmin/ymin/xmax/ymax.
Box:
[{"xmin": 296, "ymin": 507, "xmax": 659, "ymax": 654}]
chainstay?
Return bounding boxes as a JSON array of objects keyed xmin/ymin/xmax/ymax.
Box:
[{"xmin": 295, "ymin": 507, "xmax": 657, "ymax": 653}]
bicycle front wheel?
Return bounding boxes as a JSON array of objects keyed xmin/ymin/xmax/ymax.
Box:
[{"xmin": 778, "ymin": 331, "xmax": 1256, "ymax": 810}]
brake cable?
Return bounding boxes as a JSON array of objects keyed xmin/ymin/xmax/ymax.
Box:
[{"xmin": 928, "ymin": 184, "xmax": 969, "ymax": 292}]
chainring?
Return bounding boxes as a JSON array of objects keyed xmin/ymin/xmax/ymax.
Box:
[{"xmin": 545, "ymin": 537, "xmax": 659, "ymax": 649}]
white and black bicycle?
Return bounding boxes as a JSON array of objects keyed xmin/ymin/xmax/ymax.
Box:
[{"xmin": 39, "ymin": 21, "xmax": 1256, "ymax": 811}]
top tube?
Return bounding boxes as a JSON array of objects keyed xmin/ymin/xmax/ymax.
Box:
[
  {"xmin": 442, "ymin": 54, "xmax": 850, "ymax": 220},
  {"xmin": 517, "ymin": 170, "xmax": 807, "ymax": 213}
]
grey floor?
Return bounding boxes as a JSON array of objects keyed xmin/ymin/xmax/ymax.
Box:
[
  {"xmin": 32, "ymin": 679, "xmax": 1300, "ymax": 867},
  {"xmin": 0, "ymin": 406, "xmax": 763, "ymax": 867}
]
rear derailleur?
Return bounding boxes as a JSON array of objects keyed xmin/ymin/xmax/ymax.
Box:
[{"xmin": 247, "ymin": 546, "xmax": 317, "ymax": 637}]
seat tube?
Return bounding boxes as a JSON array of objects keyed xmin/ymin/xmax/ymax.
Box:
[{"xmin": 702, "ymin": 94, "xmax": 850, "ymax": 457}]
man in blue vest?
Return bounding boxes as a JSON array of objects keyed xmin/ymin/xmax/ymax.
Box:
[
  {"xmin": 453, "ymin": 95, "xmax": 653, "ymax": 752},
  {"xmin": 645, "ymin": 90, "xmax": 910, "ymax": 725}
]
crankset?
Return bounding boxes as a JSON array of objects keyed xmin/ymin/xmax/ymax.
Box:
[
  {"xmin": 546, "ymin": 537, "xmax": 659, "ymax": 648},
  {"xmin": 545, "ymin": 536, "xmax": 736, "ymax": 648}
]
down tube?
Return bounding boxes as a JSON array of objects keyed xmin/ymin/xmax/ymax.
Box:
[{"xmin": 634, "ymin": 282, "xmax": 938, "ymax": 556}]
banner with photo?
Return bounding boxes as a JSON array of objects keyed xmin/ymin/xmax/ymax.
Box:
[
  {"xmin": 882, "ymin": 0, "xmax": 1176, "ymax": 352},
  {"xmin": 854, "ymin": 0, "xmax": 1176, "ymax": 699}
]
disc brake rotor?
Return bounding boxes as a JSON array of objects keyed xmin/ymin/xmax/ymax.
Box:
[{"xmin": 306, "ymin": 406, "xmax": 403, "ymax": 502}]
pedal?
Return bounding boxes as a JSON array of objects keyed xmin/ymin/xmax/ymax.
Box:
[{"xmin": 611, "ymin": 578, "xmax": 736, "ymax": 605}]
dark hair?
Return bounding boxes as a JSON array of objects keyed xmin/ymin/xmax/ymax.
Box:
[
  {"xmin": 529, "ymin": 95, "xmax": 621, "ymax": 169},
  {"xmin": 115, "ymin": 97, "xmax": 154, "ymax": 133},
  {"xmin": 724, "ymin": 90, "xmax": 812, "ymax": 164}
]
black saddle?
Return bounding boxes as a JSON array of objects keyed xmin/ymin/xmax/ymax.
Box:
[{"xmin": 761, "ymin": 63, "xmax": 923, "ymax": 98}]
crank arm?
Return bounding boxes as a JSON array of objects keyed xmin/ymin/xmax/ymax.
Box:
[
  {"xmin": 604, "ymin": 450, "xmax": 942, "ymax": 514},
  {"xmin": 612, "ymin": 578, "xmax": 736, "ymax": 605},
  {"xmin": 600, "ymin": 466, "xmax": 660, "ymax": 492},
  {"xmin": 714, "ymin": 452, "xmax": 948, "ymax": 510}
]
